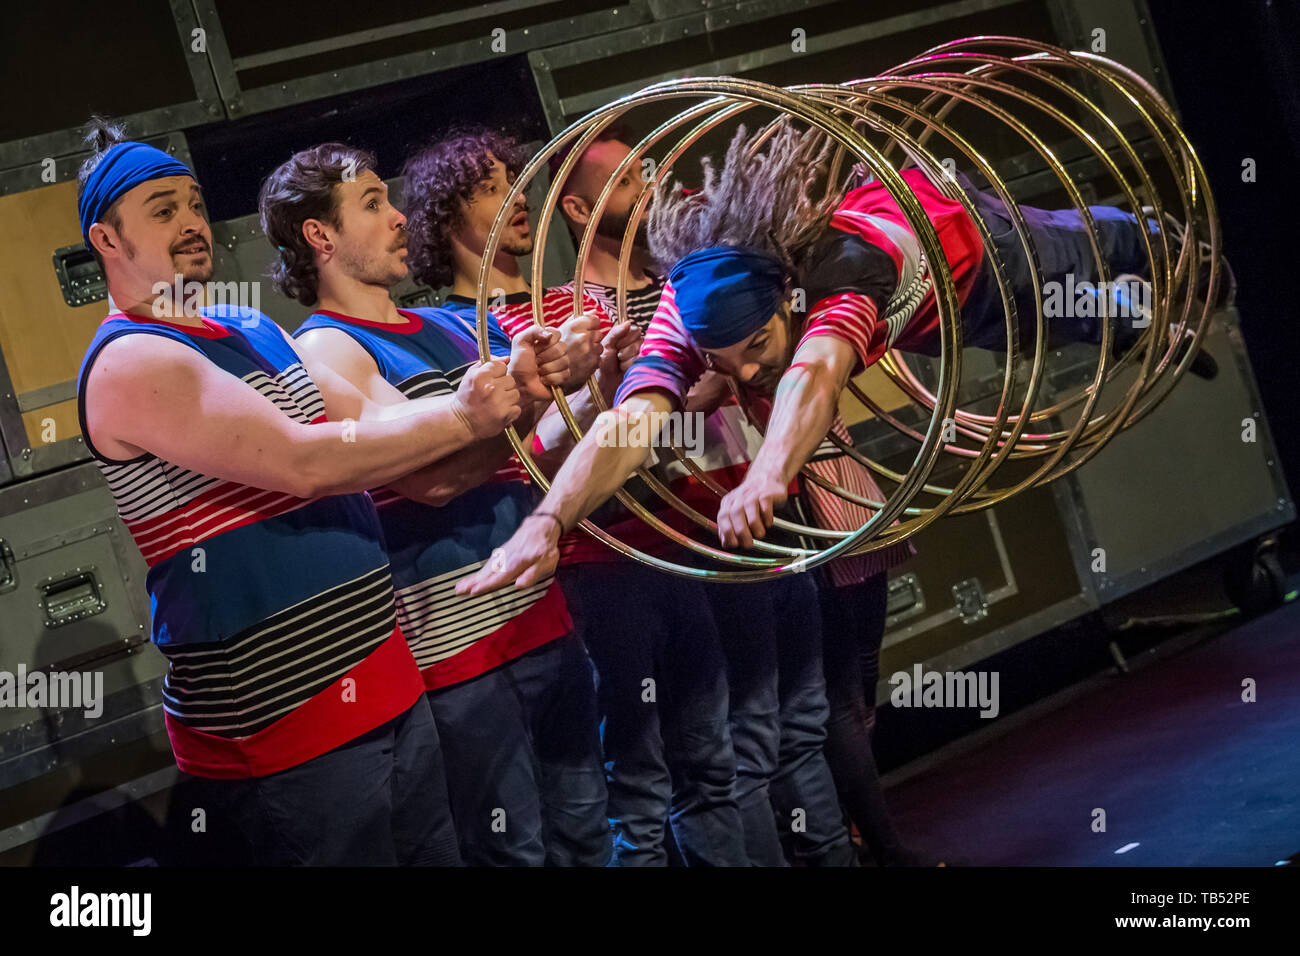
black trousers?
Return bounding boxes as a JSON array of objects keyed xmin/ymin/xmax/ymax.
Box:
[{"xmin": 817, "ymin": 572, "xmax": 910, "ymax": 864}]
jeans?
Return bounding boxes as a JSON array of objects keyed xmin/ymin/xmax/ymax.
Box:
[
  {"xmin": 190, "ymin": 696, "xmax": 462, "ymax": 866},
  {"xmin": 706, "ymin": 574, "xmax": 856, "ymax": 866},
  {"xmin": 426, "ymin": 634, "xmax": 611, "ymax": 866},
  {"xmin": 954, "ymin": 173, "xmax": 1160, "ymax": 352},
  {"xmin": 818, "ymin": 572, "xmax": 911, "ymax": 864},
  {"xmin": 560, "ymin": 562, "xmax": 747, "ymax": 866}
]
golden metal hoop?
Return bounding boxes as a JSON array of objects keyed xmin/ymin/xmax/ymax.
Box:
[{"xmin": 469, "ymin": 36, "xmax": 1223, "ymax": 582}]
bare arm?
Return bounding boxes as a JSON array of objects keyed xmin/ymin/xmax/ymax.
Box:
[
  {"xmin": 85, "ymin": 333, "xmax": 518, "ymax": 499},
  {"xmin": 456, "ymin": 390, "xmax": 674, "ymax": 595},
  {"xmin": 716, "ymin": 335, "xmax": 858, "ymax": 547},
  {"xmin": 384, "ymin": 401, "xmax": 542, "ymax": 506},
  {"xmin": 296, "ymin": 323, "xmax": 559, "ymax": 508}
]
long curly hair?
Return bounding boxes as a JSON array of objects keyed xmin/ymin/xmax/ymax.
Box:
[
  {"xmin": 647, "ymin": 121, "xmax": 848, "ymax": 279},
  {"xmin": 258, "ymin": 142, "xmax": 377, "ymax": 306},
  {"xmin": 401, "ymin": 128, "xmax": 528, "ymax": 290}
]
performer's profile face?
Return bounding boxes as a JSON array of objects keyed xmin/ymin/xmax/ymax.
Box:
[
  {"xmin": 567, "ymin": 139, "xmax": 649, "ymax": 247},
  {"xmin": 107, "ymin": 176, "xmax": 213, "ymax": 285},
  {"xmin": 328, "ymin": 170, "xmax": 409, "ymax": 288},
  {"xmin": 458, "ymin": 153, "xmax": 533, "ymax": 258},
  {"xmin": 701, "ymin": 302, "xmax": 794, "ymax": 394}
]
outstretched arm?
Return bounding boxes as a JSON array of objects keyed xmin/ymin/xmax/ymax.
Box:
[
  {"xmin": 456, "ymin": 389, "xmax": 674, "ymax": 595},
  {"xmin": 716, "ymin": 335, "xmax": 858, "ymax": 548},
  {"xmin": 83, "ymin": 333, "xmax": 517, "ymax": 499}
]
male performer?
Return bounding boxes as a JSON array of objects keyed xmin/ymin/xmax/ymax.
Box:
[
  {"xmin": 538, "ymin": 126, "xmax": 866, "ymax": 866},
  {"xmin": 545, "ymin": 125, "xmax": 752, "ymax": 865},
  {"xmin": 263, "ymin": 142, "xmax": 610, "ymax": 866},
  {"xmin": 75, "ymin": 121, "xmax": 524, "ymax": 865},
  {"xmin": 461, "ymin": 123, "xmax": 1212, "ymax": 578},
  {"xmin": 548, "ymin": 122, "xmax": 663, "ymax": 325},
  {"xmin": 400, "ymin": 128, "xmax": 617, "ymax": 383}
]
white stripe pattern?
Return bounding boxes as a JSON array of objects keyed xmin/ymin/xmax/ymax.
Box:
[
  {"xmin": 395, "ymin": 559, "xmax": 553, "ymax": 669},
  {"xmin": 161, "ymin": 565, "xmax": 396, "ymax": 736},
  {"xmin": 241, "ymin": 363, "xmax": 325, "ymax": 423},
  {"xmin": 97, "ymin": 363, "xmax": 327, "ymax": 525}
]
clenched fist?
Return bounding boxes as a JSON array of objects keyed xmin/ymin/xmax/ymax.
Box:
[
  {"xmin": 600, "ymin": 320, "xmax": 644, "ymax": 377},
  {"xmin": 557, "ymin": 311, "xmax": 605, "ymax": 389},
  {"xmin": 451, "ymin": 357, "xmax": 521, "ymax": 439},
  {"xmin": 510, "ymin": 325, "xmax": 568, "ymax": 401}
]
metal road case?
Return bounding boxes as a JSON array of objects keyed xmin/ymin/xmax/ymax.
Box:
[
  {"xmin": 852, "ymin": 302, "xmax": 1293, "ymax": 693},
  {"xmin": 0, "ymin": 0, "xmax": 221, "ymax": 170},
  {"xmin": 0, "ymin": 463, "xmax": 166, "ymax": 795},
  {"xmin": 189, "ymin": 0, "xmax": 651, "ymax": 120},
  {"xmin": 1052, "ymin": 315, "xmax": 1292, "ymax": 603},
  {"xmin": 526, "ymin": 0, "xmax": 1171, "ymax": 135}
]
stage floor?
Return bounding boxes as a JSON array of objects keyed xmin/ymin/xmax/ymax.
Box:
[{"xmin": 883, "ymin": 584, "xmax": 1300, "ymax": 867}]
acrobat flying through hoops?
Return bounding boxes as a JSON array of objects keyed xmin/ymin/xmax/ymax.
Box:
[{"xmin": 459, "ymin": 120, "xmax": 1230, "ymax": 596}]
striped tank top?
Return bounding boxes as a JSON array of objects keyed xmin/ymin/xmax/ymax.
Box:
[
  {"xmin": 76, "ymin": 307, "xmax": 424, "ymax": 778},
  {"xmin": 294, "ymin": 307, "xmax": 571, "ymax": 691}
]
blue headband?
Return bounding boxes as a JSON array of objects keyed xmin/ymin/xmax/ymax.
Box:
[
  {"xmin": 667, "ymin": 246, "xmax": 786, "ymax": 349},
  {"xmin": 78, "ymin": 141, "xmax": 195, "ymax": 249}
]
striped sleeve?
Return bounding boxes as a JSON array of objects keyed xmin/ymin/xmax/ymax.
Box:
[
  {"xmin": 796, "ymin": 291, "xmax": 887, "ymax": 374},
  {"xmin": 495, "ymin": 289, "xmax": 613, "ymax": 339},
  {"xmin": 613, "ymin": 279, "xmax": 706, "ymax": 407},
  {"xmin": 803, "ymin": 416, "xmax": 916, "ymax": 585}
]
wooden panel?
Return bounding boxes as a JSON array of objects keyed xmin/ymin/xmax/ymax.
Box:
[
  {"xmin": 0, "ymin": 180, "xmax": 105, "ymax": 447},
  {"xmin": 839, "ymin": 363, "xmax": 913, "ymax": 426},
  {"xmin": 21, "ymin": 400, "xmax": 81, "ymax": 451}
]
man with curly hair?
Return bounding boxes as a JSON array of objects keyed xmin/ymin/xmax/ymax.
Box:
[{"xmin": 261, "ymin": 141, "xmax": 612, "ymax": 866}]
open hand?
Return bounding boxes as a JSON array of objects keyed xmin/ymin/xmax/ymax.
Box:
[{"xmin": 456, "ymin": 513, "xmax": 562, "ymax": 595}]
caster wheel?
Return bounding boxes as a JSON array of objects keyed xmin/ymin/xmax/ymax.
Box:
[{"xmin": 1224, "ymin": 539, "xmax": 1286, "ymax": 615}]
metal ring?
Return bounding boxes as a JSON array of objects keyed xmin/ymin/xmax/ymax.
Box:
[{"xmin": 469, "ymin": 36, "xmax": 1222, "ymax": 582}]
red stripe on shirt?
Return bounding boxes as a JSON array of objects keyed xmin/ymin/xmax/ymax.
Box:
[
  {"xmin": 421, "ymin": 579, "xmax": 571, "ymax": 690},
  {"xmin": 165, "ymin": 625, "xmax": 425, "ymax": 779},
  {"xmin": 126, "ymin": 484, "xmax": 314, "ymax": 566}
]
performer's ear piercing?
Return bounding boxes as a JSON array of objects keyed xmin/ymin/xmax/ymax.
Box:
[{"xmin": 323, "ymin": 242, "xmax": 335, "ymax": 254}]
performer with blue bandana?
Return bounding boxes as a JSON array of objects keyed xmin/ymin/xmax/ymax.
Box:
[
  {"xmin": 75, "ymin": 118, "xmax": 524, "ymax": 865},
  {"xmin": 460, "ymin": 121, "xmax": 1223, "ymax": 592}
]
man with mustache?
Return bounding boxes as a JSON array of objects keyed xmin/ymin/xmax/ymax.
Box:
[
  {"xmin": 75, "ymin": 121, "xmax": 523, "ymax": 865},
  {"xmin": 269, "ymin": 141, "xmax": 611, "ymax": 866}
]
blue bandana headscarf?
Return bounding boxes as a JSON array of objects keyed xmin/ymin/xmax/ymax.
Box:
[
  {"xmin": 667, "ymin": 246, "xmax": 786, "ymax": 349},
  {"xmin": 78, "ymin": 141, "xmax": 195, "ymax": 249}
]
